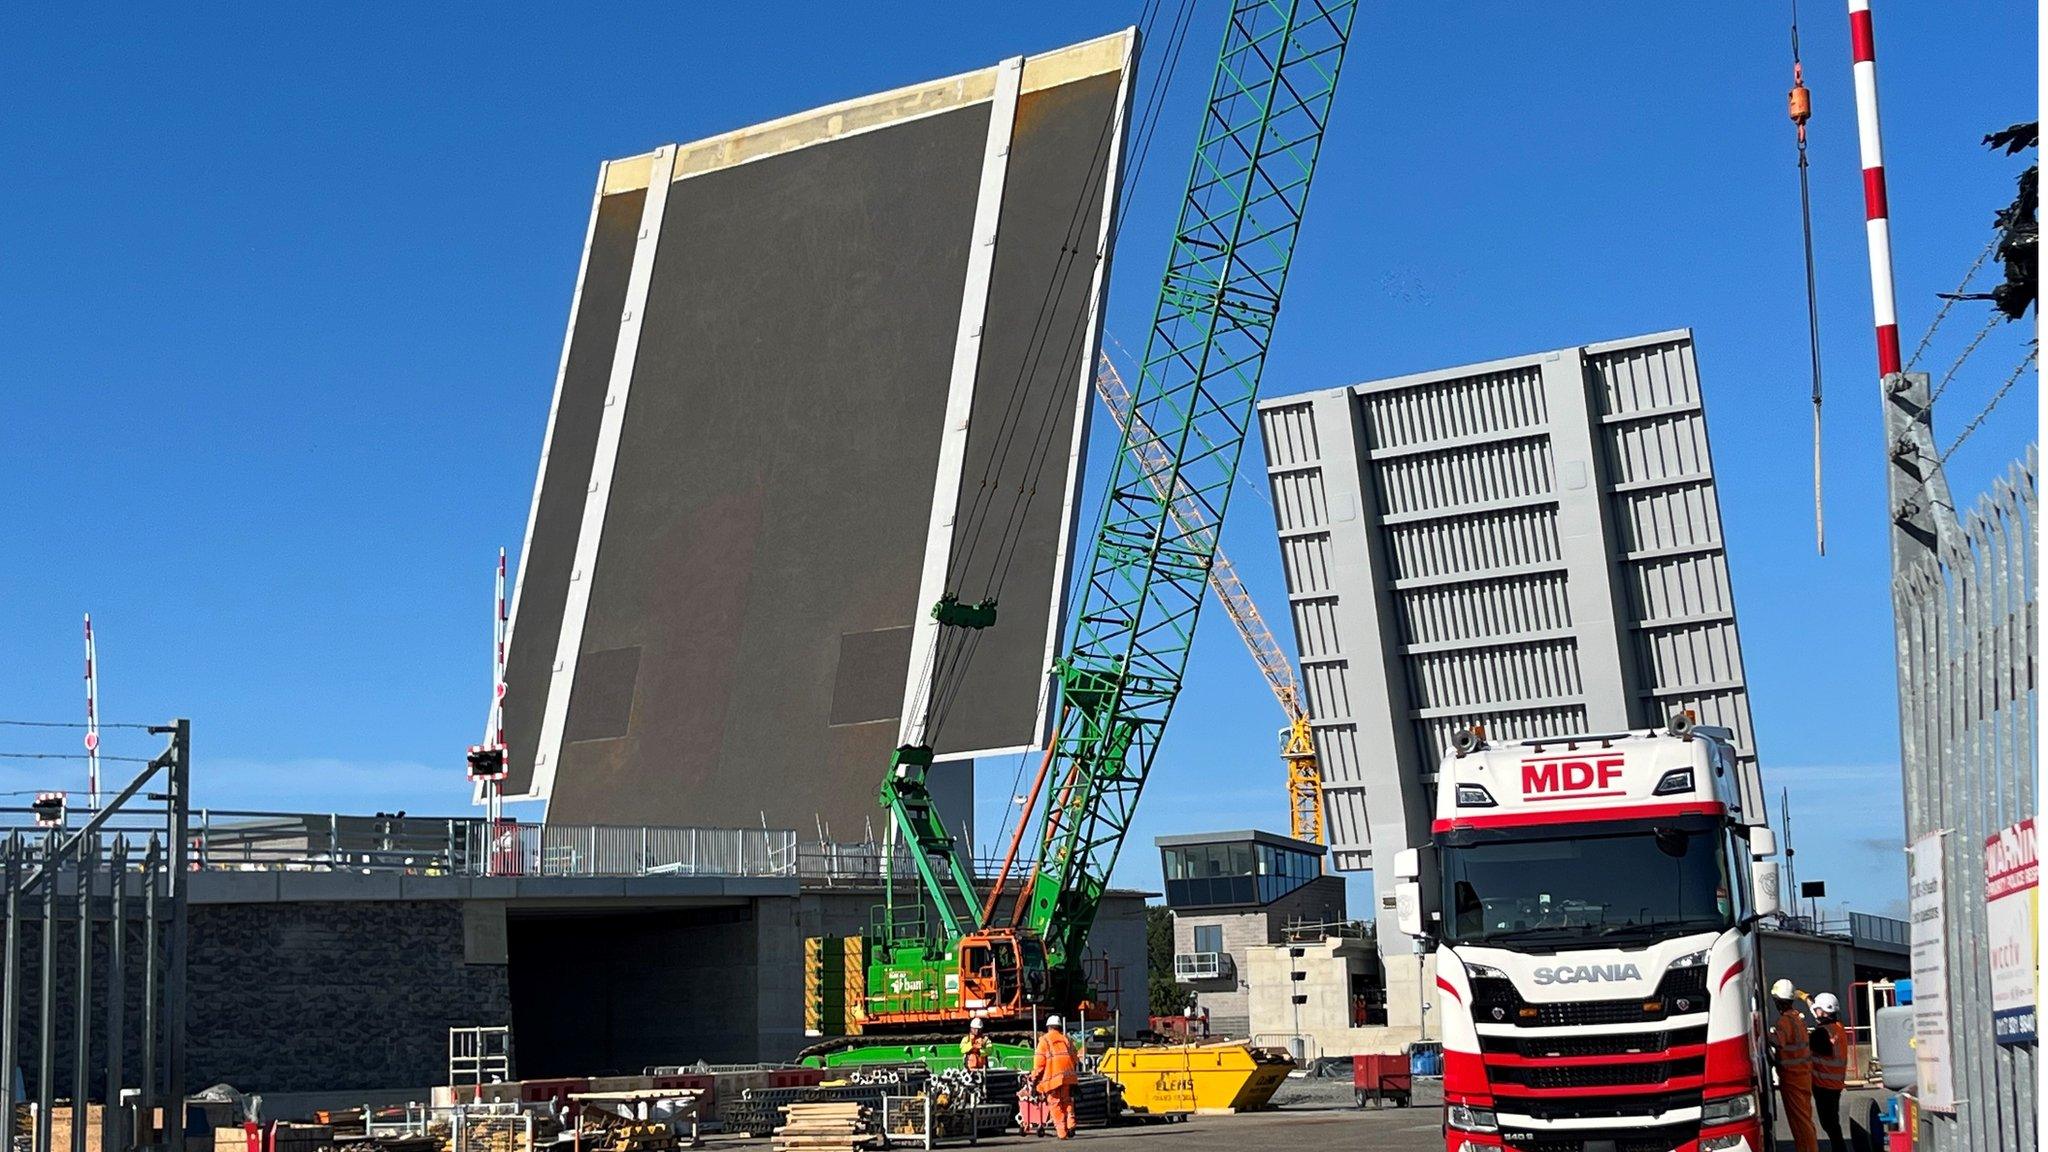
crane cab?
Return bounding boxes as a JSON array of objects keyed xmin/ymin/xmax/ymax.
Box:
[
  {"xmin": 859, "ymin": 921, "xmax": 1050, "ymax": 1029},
  {"xmin": 958, "ymin": 928, "xmax": 1050, "ymax": 1018}
]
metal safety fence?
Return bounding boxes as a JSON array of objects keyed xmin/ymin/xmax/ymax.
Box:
[
  {"xmin": 0, "ymin": 720, "xmax": 192, "ymax": 1152},
  {"xmin": 170, "ymin": 812, "xmax": 797, "ymax": 879},
  {"xmin": 1891, "ymin": 434, "xmax": 2035, "ymax": 1151}
]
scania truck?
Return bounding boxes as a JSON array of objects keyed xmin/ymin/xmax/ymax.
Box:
[{"xmin": 1393, "ymin": 715, "xmax": 1784, "ymax": 1152}]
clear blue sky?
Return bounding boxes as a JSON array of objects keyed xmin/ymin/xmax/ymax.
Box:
[{"xmin": 1, "ymin": 4, "xmax": 2034, "ymax": 920}]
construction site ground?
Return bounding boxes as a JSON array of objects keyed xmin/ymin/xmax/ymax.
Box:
[{"xmin": 705, "ymin": 1078, "xmax": 1890, "ymax": 1149}]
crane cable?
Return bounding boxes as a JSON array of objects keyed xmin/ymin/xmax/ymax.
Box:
[{"xmin": 1790, "ymin": 2, "xmax": 1826, "ymax": 556}]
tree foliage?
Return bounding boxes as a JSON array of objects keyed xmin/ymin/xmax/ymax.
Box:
[
  {"xmin": 1955, "ymin": 122, "xmax": 2037, "ymax": 321},
  {"xmin": 1144, "ymin": 905, "xmax": 1193, "ymax": 1018}
]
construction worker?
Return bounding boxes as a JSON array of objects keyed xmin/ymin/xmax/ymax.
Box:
[
  {"xmin": 1031, "ymin": 1014, "xmax": 1080, "ymax": 1140},
  {"xmin": 961, "ymin": 1016, "xmax": 991, "ymax": 1070},
  {"xmin": 1808, "ymin": 992, "xmax": 1851, "ymax": 1152},
  {"xmin": 1769, "ymin": 979, "xmax": 1819, "ymax": 1152}
]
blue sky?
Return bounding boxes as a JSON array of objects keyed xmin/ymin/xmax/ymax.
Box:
[{"xmin": 1, "ymin": 4, "xmax": 2034, "ymax": 920}]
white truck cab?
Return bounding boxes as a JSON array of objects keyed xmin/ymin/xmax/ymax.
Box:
[{"xmin": 1394, "ymin": 717, "xmax": 1782, "ymax": 1152}]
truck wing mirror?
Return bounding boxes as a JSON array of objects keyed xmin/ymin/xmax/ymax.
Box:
[
  {"xmin": 1394, "ymin": 880, "xmax": 1423, "ymax": 937},
  {"xmin": 1749, "ymin": 861, "xmax": 1781, "ymax": 920},
  {"xmin": 1748, "ymin": 827, "xmax": 1778, "ymax": 859},
  {"xmin": 1394, "ymin": 848, "xmax": 1421, "ymax": 880}
]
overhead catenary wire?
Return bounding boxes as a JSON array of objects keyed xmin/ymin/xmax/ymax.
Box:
[
  {"xmin": 0, "ymin": 753, "xmax": 153, "ymax": 764},
  {"xmin": 0, "ymin": 720, "xmax": 155, "ymax": 731}
]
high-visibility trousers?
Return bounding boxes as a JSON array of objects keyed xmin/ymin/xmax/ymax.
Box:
[{"xmin": 1780, "ymin": 1079, "xmax": 1819, "ymax": 1152}]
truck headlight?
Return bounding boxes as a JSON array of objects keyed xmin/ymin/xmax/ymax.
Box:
[
  {"xmin": 1446, "ymin": 1103, "xmax": 1497, "ymax": 1133},
  {"xmin": 1464, "ymin": 962, "xmax": 1506, "ymax": 980},
  {"xmin": 1667, "ymin": 949, "xmax": 1709, "ymax": 968},
  {"xmin": 1699, "ymin": 1135, "xmax": 1751, "ymax": 1152},
  {"xmin": 1701, "ymin": 1093, "xmax": 1756, "ymax": 1125}
]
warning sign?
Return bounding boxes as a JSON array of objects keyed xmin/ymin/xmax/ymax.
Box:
[{"xmin": 1908, "ymin": 833, "xmax": 1954, "ymax": 1113}]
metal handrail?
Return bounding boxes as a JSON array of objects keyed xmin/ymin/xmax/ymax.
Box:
[{"xmin": 0, "ymin": 809, "xmax": 799, "ymax": 879}]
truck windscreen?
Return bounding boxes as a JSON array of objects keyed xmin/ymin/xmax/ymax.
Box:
[{"xmin": 1439, "ymin": 823, "xmax": 1733, "ymax": 946}]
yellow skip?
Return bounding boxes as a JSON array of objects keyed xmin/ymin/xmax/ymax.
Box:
[{"xmin": 1098, "ymin": 1041, "xmax": 1295, "ymax": 1115}]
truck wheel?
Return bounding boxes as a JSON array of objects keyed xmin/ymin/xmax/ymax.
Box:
[{"xmin": 1354, "ymin": 1090, "xmax": 1366, "ymax": 1108}]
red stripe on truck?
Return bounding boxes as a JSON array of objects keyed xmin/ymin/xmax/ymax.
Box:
[
  {"xmin": 1482, "ymin": 1044, "xmax": 1705, "ymax": 1069},
  {"xmin": 1433, "ymin": 801, "xmax": 1723, "ymax": 833},
  {"xmin": 1703, "ymin": 1033, "xmax": 1756, "ymax": 1096}
]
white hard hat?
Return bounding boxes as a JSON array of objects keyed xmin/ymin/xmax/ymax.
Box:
[
  {"xmin": 1045, "ymin": 1014, "xmax": 1063, "ymax": 1029},
  {"xmin": 1770, "ymin": 978, "xmax": 1796, "ymax": 1000},
  {"xmin": 969, "ymin": 1017, "xmax": 984, "ymax": 1030},
  {"xmin": 1812, "ymin": 993, "xmax": 1840, "ymax": 1016}
]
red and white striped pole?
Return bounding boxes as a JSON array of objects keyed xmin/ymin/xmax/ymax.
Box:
[
  {"xmin": 1848, "ymin": 0, "xmax": 1903, "ymax": 377},
  {"xmin": 83, "ymin": 613, "xmax": 100, "ymax": 810},
  {"xmin": 490, "ymin": 548, "xmax": 508, "ymax": 833}
]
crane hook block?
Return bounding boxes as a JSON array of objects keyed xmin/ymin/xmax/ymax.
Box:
[
  {"xmin": 1788, "ymin": 83, "xmax": 1810, "ymax": 125},
  {"xmin": 932, "ymin": 594, "xmax": 998, "ymax": 630}
]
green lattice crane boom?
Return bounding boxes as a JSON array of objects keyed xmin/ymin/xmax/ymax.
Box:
[
  {"xmin": 1015, "ymin": 0, "xmax": 1356, "ymax": 992},
  {"xmin": 862, "ymin": 0, "xmax": 1357, "ymax": 1033}
]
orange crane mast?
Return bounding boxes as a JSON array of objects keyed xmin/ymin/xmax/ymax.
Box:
[{"xmin": 1092, "ymin": 353, "xmax": 1325, "ymax": 845}]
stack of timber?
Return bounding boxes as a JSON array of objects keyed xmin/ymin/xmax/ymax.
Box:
[{"xmin": 770, "ymin": 1102, "xmax": 870, "ymax": 1151}]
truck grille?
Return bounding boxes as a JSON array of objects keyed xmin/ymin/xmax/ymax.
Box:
[
  {"xmin": 1497, "ymin": 1088, "xmax": 1701, "ymax": 1123},
  {"xmin": 1481, "ymin": 1025, "xmax": 1708, "ymax": 1059},
  {"xmin": 1505, "ymin": 1125, "xmax": 1698, "ymax": 1152},
  {"xmin": 1470, "ymin": 967, "xmax": 1710, "ymax": 1028},
  {"xmin": 1492, "ymin": 1055, "xmax": 1704, "ymax": 1090}
]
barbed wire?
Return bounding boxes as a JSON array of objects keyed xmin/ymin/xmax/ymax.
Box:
[
  {"xmin": 1939, "ymin": 348, "xmax": 2038, "ymax": 467},
  {"xmin": 1906, "ymin": 236, "xmax": 2000, "ymax": 371},
  {"xmin": 1928, "ymin": 313, "xmax": 2005, "ymax": 405}
]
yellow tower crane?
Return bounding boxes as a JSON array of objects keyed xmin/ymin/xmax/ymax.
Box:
[{"xmin": 1092, "ymin": 353, "xmax": 1325, "ymax": 845}]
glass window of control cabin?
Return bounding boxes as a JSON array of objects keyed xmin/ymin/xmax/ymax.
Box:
[
  {"xmin": 1228, "ymin": 842, "xmax": 1253, "ymax": 877},
  {"xmin": 1164, "ymin": 848, "xmax": 1186, "ymax": 881}
]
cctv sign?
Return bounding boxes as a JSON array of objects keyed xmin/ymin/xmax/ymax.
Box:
[{"xmin": 1520, "ymin": 755, "xmax": 1625, "ymax": 801}]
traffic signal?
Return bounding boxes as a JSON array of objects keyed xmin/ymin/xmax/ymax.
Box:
[
  {"xmin": 466, "ymin": 745, "xmax": 507, "ymax": 781},
  {"xmin": 31, "ymin": 792, "xmax": 64, "ymax": 828}
]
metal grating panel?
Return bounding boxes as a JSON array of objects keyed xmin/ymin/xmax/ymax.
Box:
[{"xmin": 1257, "ymin": 331, "xmax": 1761, "ymax": 927}]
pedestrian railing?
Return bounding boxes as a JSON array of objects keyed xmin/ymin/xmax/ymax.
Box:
[{"xmin": 0, "ymin": 808, "xmax": 800, "ymax": 880}]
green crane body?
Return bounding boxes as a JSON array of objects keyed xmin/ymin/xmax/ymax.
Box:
[{"xmin": 866, "ymin": 0, "xmax": 1358, "ymax": 1029}]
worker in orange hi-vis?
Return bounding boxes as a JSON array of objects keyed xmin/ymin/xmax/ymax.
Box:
[
  {"xmin": 961, "ymin": 1017, "xmax": 991, "ymax": 1071},
  {"xmin": 1769, "ymin": 979, "xmax": 1819, "ymax": 1152},
  {"xmin": 1031, "ymin": 1014, "xmax": 1080, "ymax": 1140},
  {"xmin": 1808, "ymin": 993, "xmax": 1852, "ymax": 1152}
]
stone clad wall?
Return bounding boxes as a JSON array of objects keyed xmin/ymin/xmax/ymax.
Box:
[{"xmin": 187, "ymin": 900, "xmax": 511, "ymax": 1093}]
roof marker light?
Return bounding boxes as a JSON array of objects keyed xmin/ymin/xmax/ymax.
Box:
[
  {"xmin": 1653, "ymin": 768, "xmax": 1695, "ymax": 796},
  {"xmin": 1455, "ymin": 784, "xmax": 1497, "ymax": 808}
]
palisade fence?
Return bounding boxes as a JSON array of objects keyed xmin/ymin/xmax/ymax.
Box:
[
  {"xmin": 1891, "ymin": 435, "xmax": 2036, "ymax": 1152},
  {"xmin": 0, "ymin": 720, "xmax": 191, "ymax": 1152}
]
